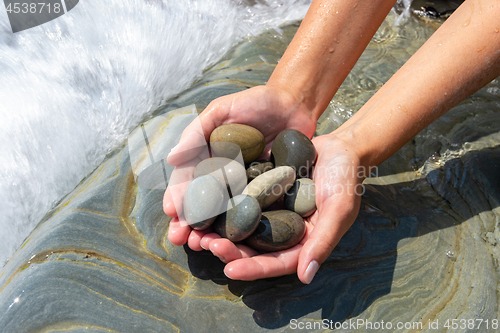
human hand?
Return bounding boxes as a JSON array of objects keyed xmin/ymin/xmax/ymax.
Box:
[
  {"xmin": 197, "ymin": 134, "xmax": 364, "ymax": 284},
  {"xmin": 163, "ymin": 85, "xmax": 317, "ymax": 251}
]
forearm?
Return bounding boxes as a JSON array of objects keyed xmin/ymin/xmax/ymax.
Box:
[
  {"xmin": 334, "ymin": 0, "xmax": 500, "ymax": 170},
  {"xmin": 267, "ymin": 0, "xmax": 397, "ymax": 121}
]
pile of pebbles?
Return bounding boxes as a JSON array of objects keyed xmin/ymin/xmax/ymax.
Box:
[{"xmin": 183, "ymin": 124, "xmax": 317, "ymax": 252}]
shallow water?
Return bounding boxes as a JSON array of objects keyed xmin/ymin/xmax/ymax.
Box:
[{"xmin": 0, "ymin": 0, "xmax": 313, "ymax": 266}]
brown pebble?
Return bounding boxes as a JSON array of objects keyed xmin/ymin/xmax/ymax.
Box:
[
  {"xmin": 210, "ymin": 124, "xmax": 266, "ymax": 164},
  {"xmin": 246, "ymin": 161, "xmax": 274, "ymax": 181}
]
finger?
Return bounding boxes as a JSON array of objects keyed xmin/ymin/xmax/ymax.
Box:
[
  {"xmin": 167, "ymin": 217, "xmax": 192, "ymax": 246},
  {"xmin": 167, "ymin": 100, "xmax": 231, "ymax": 166},
  {"xmin": 163, "ymin": 160, "xmax": 198, "ymax": 218},
  {"xmin": 163, "ymin": 186, "xmax": 178, "ymax": 218},
  {"xmin": 209, "ymin": 238, "xmax": 257, "ymax": 263},
  {"xmin": 199, "ymin": 232, "xmax": 221, "ymax": 250},
  {"xmin": 223, "ymin": 245, "xmax": 303, "ymax": 280},
  {"xmin": 167, "ymin": 116, "xmax": 209, "ymax": 166},
  {"xmin": 188, "ymin": 228, "xmax": 213, "ymax": 251}
]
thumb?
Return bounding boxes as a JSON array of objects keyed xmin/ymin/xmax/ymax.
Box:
[{"xmin": 167, "ymin": 115, "xmax": 211, "ymax": 166}]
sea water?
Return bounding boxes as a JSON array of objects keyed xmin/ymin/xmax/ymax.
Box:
[{"xmin": 0, "ymin": 0, "xmax": 413, "ymax": 266}]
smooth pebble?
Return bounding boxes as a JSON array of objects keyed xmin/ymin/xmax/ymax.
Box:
[
  {"xmin": 271, "ymin": 129, "xmax": 317, "ymax": 177},
  {"xmin": 213, "ymin": 194, "xmax": 262, "ymax": 242},
  {"xmin": 194, "ymin": 157, "xmax": 247, "ymax": 196},
  {"xmin": 245, "ymin": 210, "xmax": 306, "ymax": 252},
  {"xmin": 285, "ymin": 178, "xmax": 316, "ymax": 217},
  {"xmin": 242, "ymin": 166, "xmax": 295, "ymax": 209},
  {"xmin": 246, "ymin": 161, "xmax": 274, "ymax": 181},
  {"xmin": 210, "ymin": 124, "xmax": 266, "ymax": 164},
  {"xmin": 183, "ymin": 174, "xmax": 226, "ymax": 230}
]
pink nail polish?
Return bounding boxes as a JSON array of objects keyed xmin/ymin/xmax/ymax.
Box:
[{"xmin": 304, "ymin": 260, "xmax": 319, "ymax": 284}]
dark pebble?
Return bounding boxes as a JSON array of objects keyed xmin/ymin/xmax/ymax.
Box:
[
  {"xmin": 245, "ymin": 210, "xmax": 306, "ymax": 252},
  {"xmin": 246, "ymin": 160, "xmax": 274, "ymax": 181},
  {"xmin": 271, "ymin": 129, "xmax": 317, "ymax": 177}
]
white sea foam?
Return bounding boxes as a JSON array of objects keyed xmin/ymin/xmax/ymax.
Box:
[{"xmin": 0, "ymin": 0, "xmax": 312, "ymax": 266}]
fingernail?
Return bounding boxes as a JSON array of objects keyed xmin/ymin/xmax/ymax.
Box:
[
  {"xmin": 304, "ymin": 260, "xmax": 319, "ymax": 284},
  {"xmin": 168, "ymin": 143, "xmax": 180, "ymax": 157},
  {"xmin": 200, "ymin": 242, "xmax": 207, "ymax": 250},
  {"xmin": 216, "ymin": 255, "xmax": 227, "ymax": 264},
  {"xmin": 224, "ymin": 266, "xmax": 234, "ymax": 279}
]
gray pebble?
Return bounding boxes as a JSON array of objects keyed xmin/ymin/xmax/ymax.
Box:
[
  {"xmin": 285, "ymin": 178, "xmax": 316, "ymax": 217},
  {"xmin": 194, "ymin": 157, "xmax": 247, "ymax": 196},
  {"xmin": 245, "ymin": 210, "xmax": 306, "ymax": 252},
  {"xmin": 213, "ymin": 194, "xmax": 261, "ymax": 242},
  {"xmin": 183, "ymin": 174, "xmax": 227, "ymax": 230}
]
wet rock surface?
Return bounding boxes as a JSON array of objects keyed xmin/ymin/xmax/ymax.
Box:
[
  {"xmin": 210, "ymin": 124, "xmax": 265, "ymax": 164},
  {"xmin": 245, "ymin": 210, "xmax": 306, "ymax": 252}
]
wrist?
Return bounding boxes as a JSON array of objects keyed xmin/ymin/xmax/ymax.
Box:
[
  {"xmin": 266, "ymin": 69, "xmax": 328, "ymax": 123},
  {"xmin": 325, "ymin": 128, "xmax": 376, "ymax": 182},
  {"xmin": 264, "ymin": 80, "xmax": 319, "ymax": 122}
]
